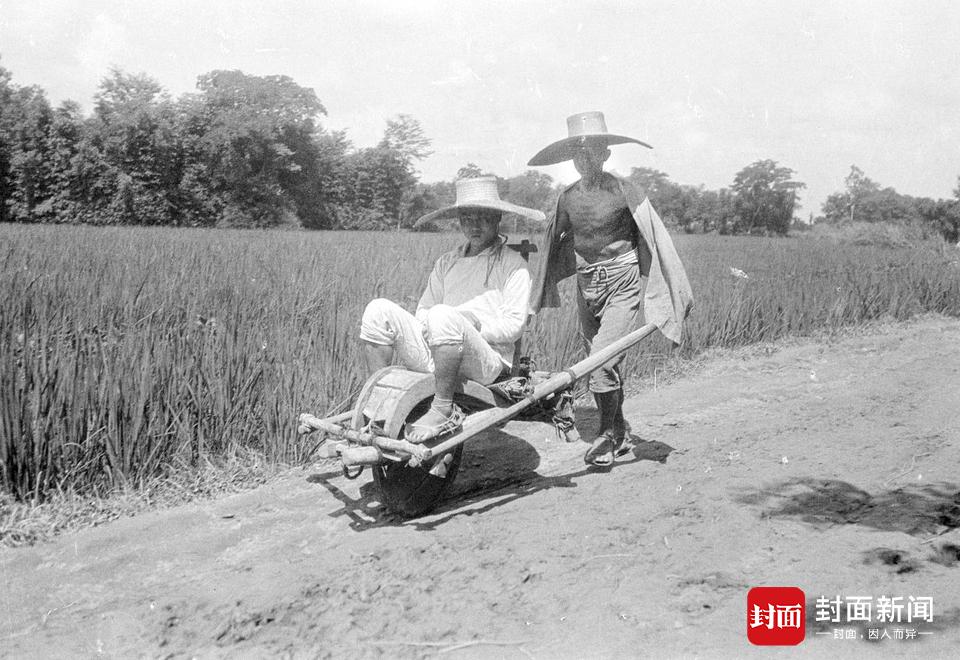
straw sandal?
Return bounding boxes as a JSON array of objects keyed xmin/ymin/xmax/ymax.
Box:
[
  {"xmin": 584, "ymin": 431, "xmax": 616, "ymax": 467},
  {"xmin": 614, "ymin": 434, "xmax": 637, "ymax": 458},
  {"xmin": 405, "ymin": 405, "xmax": 466, "ymax": 444}
]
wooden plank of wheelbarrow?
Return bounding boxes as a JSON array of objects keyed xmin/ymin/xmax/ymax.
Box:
[{"xmin": 423, "ymin": 322, "xmax": 659, "ymax": 460}]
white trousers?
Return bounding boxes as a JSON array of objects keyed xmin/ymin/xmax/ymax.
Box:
[{"xmin": 359, "ymin": 299, "xmax": 505, "ymax": 385}]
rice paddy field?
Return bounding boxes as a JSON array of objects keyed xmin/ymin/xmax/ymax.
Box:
[{"xmin": 2, "ymin": 223, "xmax": 959, "ymax": 512}]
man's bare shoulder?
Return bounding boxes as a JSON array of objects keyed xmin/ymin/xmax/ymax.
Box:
[
  {"xmin": 557, "ymin": 180, "xmax": 579, "ymax": 205},
  {"xmin": 605, "ymin": 173, "xmax": 645, "ymax": 201}
]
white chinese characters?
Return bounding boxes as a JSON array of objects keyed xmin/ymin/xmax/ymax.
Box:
[
  {"xmin": 815, "ymin": 595, "xmax": 933, "ymax": 624},
  {"xmin": 750, "ymin": 603, "xmax": 804, "ymax": 629}
]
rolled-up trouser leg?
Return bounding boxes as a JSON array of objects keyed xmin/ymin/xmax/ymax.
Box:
[
  {"xmin": 576, "ymin": 265, "xmax": 645, "ymax": 394},
  {"xmin": 422, "ymin": 304, "xmax": 505, "ymax": 385},
  {"xmin": 359, "ymin": 298, "xmax": 433, "ymax": 373}
]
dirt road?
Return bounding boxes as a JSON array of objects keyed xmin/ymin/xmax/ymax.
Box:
[{"xmin": 3, "ymin": 315, "xmax": 960, "ymax": 659}]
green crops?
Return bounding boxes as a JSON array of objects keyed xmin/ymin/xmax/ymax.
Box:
[{"xmin": 2, "ymin": 225, "xmax": 959, "ymax": 500}]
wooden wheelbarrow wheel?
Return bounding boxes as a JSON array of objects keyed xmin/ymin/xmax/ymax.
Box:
[
  {"xmin": 350, "ymin": 367, "xmax": 490, "ymax": 518},
  {"xmin": 371, "ymin": 398, "xmax": 465, "ymax": 518}
]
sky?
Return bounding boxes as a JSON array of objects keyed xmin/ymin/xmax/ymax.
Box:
[{"xmin": 2, "ymin": 0, "xmax": 959, "ymax": 217}]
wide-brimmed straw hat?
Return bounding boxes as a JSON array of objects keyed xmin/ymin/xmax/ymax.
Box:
[
  {"xmin": 527, "ymin": 111, "xmax": 652, "ymax": 166},
  {"xmin": 415, "ymin": 176, "xmax": 546, "ymax": 226}
]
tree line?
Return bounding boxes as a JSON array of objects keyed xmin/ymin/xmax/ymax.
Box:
[
  {"xmin": 625, "ymin": 162, "xmax": 959, "ymax": 242},
  {"xmin": 818, "ymin": 165, "xmax": 960, "ymax": 243},
  {"xmin": 0, "ymin": 63, "xmax": 435, "ymax": 229},
  {"xmin": 2, "ymin": 60, "xmax": 958, "ymax": 240}
]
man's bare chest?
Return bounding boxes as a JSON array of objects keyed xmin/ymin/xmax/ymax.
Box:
[{"xmin": 564, "ymin": 187, "xmax": 633, "ymax": 233}]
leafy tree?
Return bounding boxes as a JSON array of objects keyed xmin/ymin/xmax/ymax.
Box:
[
  {"xmin": 457, "ymin": 162, "xmax": 487, "ymax": 179},
  {"xmin": 331, "ymin": 115, "xmax": 432, "ymax": 230},
  {"xmin": 2, "ymin": 85, "xmax": 56, "ymax": 222},
  {"xmin": 943, "ymin": 175, "xmax": 960, "ymax": 243},
  {"xmin": 189, "ymin": 70, "xmax": 326, "ymax": 227},
  {"xmin": 682, "ymin": 186, "xmax": 737, "ymax": 234},
  {"xmin": 495, "ymin": 171, "xmax": 553, "ymax": 232},
  {"xmin": 408, "ymin": 179, "xmax": 456, "ymax": 229},
  {"xmin": 843, "ymin": 165, "xmax": 881, "ymax": 223},
  {"xmin": 627, "ymin": 168, "xmax": 735, "ymax": 233},
  {"xmin": 296, "ymin": 128, "xmax": 350, "ymax": 229},
  {"xmin": 400, "ymin": 184, "xmax": 443, "ymax": 231},
  {"xmin": 0, "ymin": 64, "xmax": 77, "ymax": 224},
  {"xmin": 625, "ymin": 168, "xmax": 691, "ymax": 230},
  {"xmin": 731, "ymin": 160, "xmax": 804, "ymax": 234},
  {"xmin": 917, "ymin": 198, "xmax": 960, "ymax": 243},
  {"xmin": 822, "ymin": 165, "xmax": 883, "ymax": 224},
  {"xmin": 0, "ymin": 85, "xmax": 102, "ymax": 226},
  {"xmin": 908, "ymin": 195, "xmax": 959, "ymax": 243},
  {"xmin": 503, "ymin": 171, "xmax": 554, "ymax": 213},
  {"xmin": 339, "ymin": 145, "xmax": 410, "ymax": 228},
  {"xmin": 379, "ymin": 114, "xmax": 432, "ymax": 174},
  {"xmin": 91, "ymin": 68, "xmax": 183, "ymax": 225},
  {"xmin": 29, "ymin": 101, "xmax": 93, "ymax": 223},
  {"xmin": 379, "ymin": 115, "xmax": 432, "ymax": 229},
  {"xmin": 821, "ymin": 165, "xmax": 932, "ymax": 228},
  {"xmin": 1, "ymin": 61, "xmax": 364, "ymax": 230},
  {"xmin": 626, "ymin": 167, "xmax": 672, "ymax": 200},
  {"xmin": 818, "ymin": 166, "xmax": 960, "ymax": 242},
  {"xmin": 0, "ymin": 60, "xmax": 15, "ymax": 223}
]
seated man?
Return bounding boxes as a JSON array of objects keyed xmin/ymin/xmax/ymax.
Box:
[{"xmin": 359, "ymin": 176, "xmax": 544, "ymax": 442}]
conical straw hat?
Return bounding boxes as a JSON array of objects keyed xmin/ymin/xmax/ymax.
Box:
[
  {"xmin": 528, "ymin": 111, "xmax": 652, "ymax": 166},
  {"xmin": 415, "ymin": 176, "xmax": 546, "ymax": 226}
]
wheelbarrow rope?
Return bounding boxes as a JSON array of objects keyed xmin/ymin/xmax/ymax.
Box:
[
  {"xmin": 306, "ymin": 435, "xmax": 328, "ymax": 458},
  {"xmin": 342, "ymin": 463, "xmax": 364, "ymax": 480}
]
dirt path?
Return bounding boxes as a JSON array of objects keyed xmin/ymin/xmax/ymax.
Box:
[{"xmin": 3, "ymin": 315, "xmax": 960, "ymax": 659}]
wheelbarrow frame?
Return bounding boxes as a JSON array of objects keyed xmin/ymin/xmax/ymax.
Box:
[{"xmin": 297, "ymin": 321, "xmax": 659, "ymax": 514}]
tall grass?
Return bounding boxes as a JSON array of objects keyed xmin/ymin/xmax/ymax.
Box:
[
  {"xmin": 681, "ymin": 235, "xmax": 960, "ymax": 351},
  {"xmin": 2, "ymin": 224, "xmax": 959, "ymax": 502}
]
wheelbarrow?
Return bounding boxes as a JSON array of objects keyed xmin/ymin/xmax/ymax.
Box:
[{"xmin": 298, "ymin": 321, "xmax": 659, "ymax": 517}]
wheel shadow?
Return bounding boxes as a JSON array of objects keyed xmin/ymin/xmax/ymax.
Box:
[
  {"xmin": 306, "ymin": 415, "xmax": 676, "ymax": 532},
  {"xmin": 412, "ymin": 424, "xmax": 675, "ymax": 530}
]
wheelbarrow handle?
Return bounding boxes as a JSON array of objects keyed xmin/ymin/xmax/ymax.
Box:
[
  {"xmin": 423, "ymin": 322, "xmax": 659, "ymax": 460},
  {"xmin": 297, "ymin": 413, "xmax": 430, "ymax": 462}
]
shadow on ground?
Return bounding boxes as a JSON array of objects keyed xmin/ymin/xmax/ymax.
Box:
[
  {"xmin": 739, "ymin": 478, "xmax": 960, "ymax": 574},
  {"xmin": 738, "ymin": 478, "xmax": 960, "ymax": 537},
  {"xmin": 576, "ymin": 404, "xmax": 675, "ymax": 464},
  {"xmin": 307, "ymin": 421, "xmax": 676, "ymax": 532}
]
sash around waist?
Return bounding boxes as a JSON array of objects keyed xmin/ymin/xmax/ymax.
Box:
[{"xmin": 576, "ymin": 248, "xmax": 640, "ymax": 276}]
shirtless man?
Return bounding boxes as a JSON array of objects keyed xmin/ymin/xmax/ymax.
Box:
[{"xmin": 529, "ymin": 111, "xmax": 691, "ymax": 467}]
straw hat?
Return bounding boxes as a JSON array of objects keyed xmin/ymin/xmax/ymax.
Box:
[
  {"xmin": 527, "ymin": 111, "xmax": 652, "ymax": 166},
  {"xmin": 415, "ymin": 176, "xmax": 546, "ymax": 226}
]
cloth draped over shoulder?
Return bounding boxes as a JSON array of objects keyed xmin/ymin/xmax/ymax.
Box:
[{"xmin": 529, "ymin": 177, "xmax": 694, "ymax": 345}]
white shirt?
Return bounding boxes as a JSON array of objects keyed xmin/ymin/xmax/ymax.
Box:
[{"xmin": 416, "ymin": 238, "xmax": 532, "ymax": 362}]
